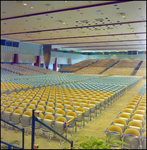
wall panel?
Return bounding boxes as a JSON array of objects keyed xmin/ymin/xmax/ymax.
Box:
[
  {"xmin": 19, "ymin": 54, "xmax": 36, "ymax": 63},
  {"xmin": 1, "ymin": 52, "xmax": 14, "ymax": 62},
  {"xmin": 57, "ymin": 57, "xmax": 68, "ymax": 64}
]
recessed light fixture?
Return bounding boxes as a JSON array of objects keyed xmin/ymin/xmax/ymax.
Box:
[
  {"xmin": 23, "ymin": 3, "xmax": 27, "ymax": 6},
  {"xmin": 45, "ymin": 3, "xmax": 50, "ymax": 6},
  {"xmin": 80, "ymin": 20, "xmax": 89, "ymax": 23},
  {"xmin": 95, "ymin": 18, "xmax": 104, "ymax": 22},
  {"xmin": 30, "ymin": 7, "xmax": 33, "ymax": 9}
]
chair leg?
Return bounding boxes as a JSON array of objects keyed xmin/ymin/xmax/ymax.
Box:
[
  {"xmin": 36, "ymin": 129, "xmax": 40, "ymax": 139},
  {"xmin": 24, "ymin": 127, "xmax": 29, "ymax": 136},
  {"xmin": 14, "ymin": 128, "xmax": 19, "ymax": 133},
  {"xmin": 5, "ymin": 124, "xmax": 9, "ymax": 131},
  {"xmin": 47, "ymin": 132, "xmax": 52, "ymax": 142}
]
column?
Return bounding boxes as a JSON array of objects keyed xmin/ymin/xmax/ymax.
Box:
[
  {"xmin": 34, "ymin": 56, "xmax": 40, "ymax": 67},
  {"xmin": 53, "ymin": 57, "xmax": 57, "ymax": 71},
  {"xmin": 12, "ymin": 54, "xmax": 18, "ymax": 64},
  {"xmin": 43, "ymin": 45, "xmax": 52, "ymax": 69}
]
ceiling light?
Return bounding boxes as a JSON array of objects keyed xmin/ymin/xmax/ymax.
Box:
[
  {"xmin": 117, "ymin": 12, "xmax": 127, "ymax": 18},
  {"xmin": 80, "ymin": 20, "xmax": 89, "ymax": 23},
  {"xmin": 23, "ymin": 3, "xmax": 27, "ymax": 5},
  {"xmin": 107, "ymin": 27, "xmax": 113, "ymax": 30},
  {"xmin": 94, "ymin": 28, "xmax": 101, "ymax": 30},
  {"xmin": 95, "ymin": 18, "xmax": 104, "ymax": 22},
  {"xmin": 63, "ymin": 22, "xmax": 65, "ymax": 24},
  {"xmin": 56, "ymin": 20, "xmax": 64, "ymax": 23},
  {"xmin": 30, "ymin": 7, "xmax": 33, "ymax": 9},
  {"xmin": 65, "ymin": 1, "xmax": 67, "ymax": 2}
]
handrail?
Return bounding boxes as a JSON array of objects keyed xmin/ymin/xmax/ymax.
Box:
[
  {"xmin": 31, "ymin": 109, "xmax": 73, "ymax": 149},
  {"xmin": 1, "ymin": 119, "xmax": 24, "ymax": 149},
  {"xmin": 1, "ymin": 118, "xmax": 22, "ymax": 130},
  {"xmin": 1, "ymin": 141, "xmax": 23, "ymax": 149}
]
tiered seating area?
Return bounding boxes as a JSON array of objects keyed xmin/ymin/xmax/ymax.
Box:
[
  {"xmin": 1, "ymin": 64, "xmax": 61, "ymax": 75},
  {"xmin": 105, "ymin": 83, "xmax": 146, "ymax": 149},
  {"xmin": 74, "ymin": 67, "xmax": 107, "ymax": 74},
  {"xmin": 59, "ymin": 59, "xmax": 99, "ymax": 72},
  {"xmin": 74, "ymin": 59, "xmax": 119, "ymax": 74},
  {"xmin": 13, "ymin": 64, "xmax": 61, "ymax": 74},
  {"xmin": 88, "ymin": 59, "xmax": 119, "ymax": 67},
  {"xmin": 1, "ymin": 69, "xmax": 19, "ymax": 77},
  {"xmin": 102, "ymin": 59, "xmax": 141, "ymax": 76},
  {"xmin": 135, "ymin": 59, "xmax": 146, "ymax": 78}
]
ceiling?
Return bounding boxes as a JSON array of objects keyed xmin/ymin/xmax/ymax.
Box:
[{"xmin": 1, "ymin": 1, "xmax": 146, "ymax": 52}]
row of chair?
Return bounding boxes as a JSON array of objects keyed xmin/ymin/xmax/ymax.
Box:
[
  {"xmin": 1, "ymin": 82, "xmax": 32, "ymax": 94},
  {"xmin": 1, "ymin": 68, "xmax": 19, "ymax": 77},
  {"xmin": 1, "ymin": 64, "xmax": 43, "ymax": 75},
  {"xmin": 1, "ymin": 104, "xmax": 94, "ymax": 142},
  {"xmin": 105, "ymin": 92, "xmax": 146, "ymax": 149},
  {"xmin": 1, "ymin": 86, "xmax": 117, "ymax": 117},
  {"xmin": 1, "ymin": 73, "xmax": 141, "ymax": 95}
]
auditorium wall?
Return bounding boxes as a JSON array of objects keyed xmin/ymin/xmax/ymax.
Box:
[{"xmin": 1, "ymin": 44, "xmax": 146, "ymax": 65}]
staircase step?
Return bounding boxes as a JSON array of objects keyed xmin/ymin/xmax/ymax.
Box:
[
  {"xmin": 99, "ymin": 61, "xmax": 119, "ymax": 74},
  {"xmin": 130, "ymin": 60, "xmax": 143, "ymax": 76}
]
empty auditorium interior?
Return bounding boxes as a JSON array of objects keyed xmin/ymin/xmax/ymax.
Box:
[{"xmin": 1, "ymin": 1, "xmax": 146, "ymax": 149}]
